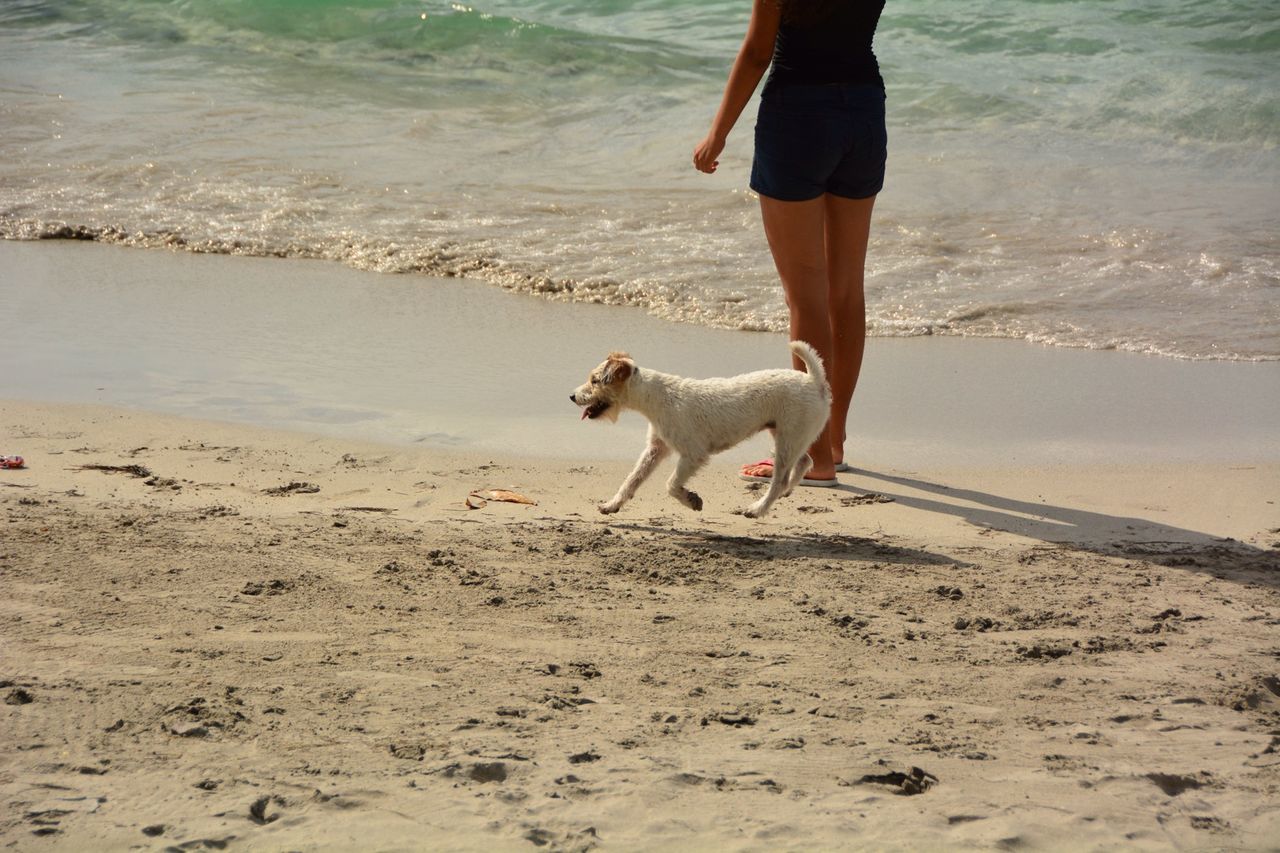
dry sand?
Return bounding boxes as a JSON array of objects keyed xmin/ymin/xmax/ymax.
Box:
[{"xmin": 2, "ymin": 400, "xmax": 1279, "ymax": 851}]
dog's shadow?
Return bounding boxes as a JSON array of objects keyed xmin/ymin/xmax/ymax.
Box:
[{"xmin": 606, "ymin": 520, "xmax": 959, "ymax": 568}]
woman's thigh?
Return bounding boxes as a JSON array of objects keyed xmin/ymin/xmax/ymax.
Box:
[
  {"xmin": 758, "ymin": 194, "xmax": 827, "ymax": 295},
  {"xmin": 824, "ymin": 193, "xmax": 876, "ymax": 301}
]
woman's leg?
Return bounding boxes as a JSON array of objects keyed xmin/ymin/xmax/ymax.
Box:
[
  {"xmin": 758, "ymin": 193, "xmax": 837, "ymax": 481},
  {"xmin": 823, "ymin": 193, "xmax": 876, "ymax": 468}
]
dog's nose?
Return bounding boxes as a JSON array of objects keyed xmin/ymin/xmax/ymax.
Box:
[{"xmin": 568, "ymin": 393, "xmax": 576, "ymax": 403}]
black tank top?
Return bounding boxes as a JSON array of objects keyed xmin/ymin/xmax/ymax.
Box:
[{"xmin": 764, "ymin": 1, "xmax": 886, "ymax": 91}]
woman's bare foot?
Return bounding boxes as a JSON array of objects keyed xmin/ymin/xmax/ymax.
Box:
[
  {"xmin": 739, "ymin": 459, "xmax": 838, "ymax": 484},
  {"xmin": 832, "ymin": 433, "xmax": 848, "ymax": 471}
]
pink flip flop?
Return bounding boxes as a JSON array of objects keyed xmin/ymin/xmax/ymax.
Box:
[
  {"xmin": 0, "ymin": 455, "xmax": 25, "ymax": 470},
  {"xmin": 738, "ymin": 459, "xmax": 837, "ymax": 488}
]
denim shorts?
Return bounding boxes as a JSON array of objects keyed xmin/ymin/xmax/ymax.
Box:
[{"xmin": 750, "ymin": 83, "xmax": 887, "ymax": 202}]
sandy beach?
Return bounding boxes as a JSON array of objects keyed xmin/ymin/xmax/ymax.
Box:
[{"xmin": 3, "ymin": 242, "xmax": 1280, "ymax": 850}]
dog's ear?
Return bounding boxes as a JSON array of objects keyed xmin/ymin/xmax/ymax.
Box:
[{"xmin": 602, "ymin": 352, "xmax": 634, "ymax": 385}]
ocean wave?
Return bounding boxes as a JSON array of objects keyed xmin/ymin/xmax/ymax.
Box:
[
  {"xmin": 0, "ymin": 0, "xmax": 719, "ymax": 105},
  {"xmin": 879, "ymin": 0, "xmax": 1280, "ymax": 149}
]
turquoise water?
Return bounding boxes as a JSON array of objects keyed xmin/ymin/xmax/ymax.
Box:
[{"xmin": 1, "ymin": 0, "xmax": 1277, "ymax": 359}]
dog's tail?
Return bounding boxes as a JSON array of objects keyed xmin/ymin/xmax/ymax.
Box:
[{"xmin": 789, "ymin": 341, "xmax": 830, "ymax": 403}]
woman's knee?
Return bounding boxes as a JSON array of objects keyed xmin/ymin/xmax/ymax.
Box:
[
  {"xmin": 774, "ymin": 254, "xmax": 828, "ymax": 289},
  {"xmin": 828, "ymin": 287, "xmax": 865, "ymax": 315},
  {"xmin": 783, "ymin": 285, "xmax": 830, "ymax": 320}
]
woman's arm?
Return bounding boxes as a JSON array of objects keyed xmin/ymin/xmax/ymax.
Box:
[{"xmin": 693, "ymin": 0, "xmax": 782, "ymax": 174}]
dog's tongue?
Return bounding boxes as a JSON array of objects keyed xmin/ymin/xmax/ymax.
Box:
[{"xmin": 580, "ymin": 408, "xmax": 590, "ymax": 421}]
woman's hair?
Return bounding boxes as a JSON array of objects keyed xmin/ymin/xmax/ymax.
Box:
[{"xmin": 776, "ymin": 0, "xmax": 841, "ymax": 27}]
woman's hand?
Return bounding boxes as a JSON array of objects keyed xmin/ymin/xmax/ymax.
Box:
[
  {"xmin": 691, "ymin": 1, "xmax": 779, "ymax": 175},
  {"xmin": 693, "ymin": 133, "xmax": 725, "ymax": 173}
]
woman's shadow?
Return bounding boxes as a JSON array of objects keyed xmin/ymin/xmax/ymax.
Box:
[{"xmin": 849, "ymin": 468, "xmax": 1280, "ymax": 589}]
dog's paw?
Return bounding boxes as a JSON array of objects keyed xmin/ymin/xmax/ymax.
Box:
[
  {"xmin": 598, "ymin": 503, "xmax": 620, "ymax": 515},
  {"xmin": 687, "ymin": 491, "xmax": 703, "ymax": 512}
]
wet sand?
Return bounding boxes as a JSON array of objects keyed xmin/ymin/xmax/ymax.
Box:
[{"xmin": 3, "ymin": 240, "xmax": 1278, "ymax": 466}]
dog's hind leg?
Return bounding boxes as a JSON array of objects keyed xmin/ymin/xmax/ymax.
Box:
[
  {"xmin": 666, "ymin": 454, "xmax": 707, "ymax": 512},
  {"xmin": 743, "ymin": 473, "xmax": 787, "ymax": 518},
  {"xmin": 744, "ymin": 444, "xmax": 807, "ymax": 518},
  {"xmin": 600, "ymin": 430, "xmax": 669, "ymax": 515},
  {"xmin": 781, "ymin": 453, "xmax": 814, "ymax": 498}
]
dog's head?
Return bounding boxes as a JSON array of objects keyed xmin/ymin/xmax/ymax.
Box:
[{"xmin": 569, "ymin": 351, "xmax": 635, "ymax": 423}]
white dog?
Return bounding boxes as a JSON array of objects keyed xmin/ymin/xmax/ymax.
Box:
[{"xmin": 570, "ymin": 341, "xmax": 831, "ymax": 518}]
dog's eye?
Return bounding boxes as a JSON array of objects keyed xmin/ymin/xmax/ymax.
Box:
[{"xmin": 590, "ymin": 377, "xmax": 599, "ymax": 385}]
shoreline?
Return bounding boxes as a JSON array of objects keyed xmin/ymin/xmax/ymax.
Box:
[
  {"xmin": 4, "ymin": 396, "xmax": 1278, "ymax": 550},
  {"xmin": 2, "ymin": 399, "xmax": 1278, "ymax": 849},
  {"xmin": 4, "ymin": 240, "xmax": 1279, "ymax": 469}
]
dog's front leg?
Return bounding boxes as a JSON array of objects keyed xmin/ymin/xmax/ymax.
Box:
[
  {"xmin": 666, "ymin": 454, "xmax": 707, "ymax": 512},
  {"xmin": 600, "ymin": 433, "xmax": 670, "ymax": 514}
]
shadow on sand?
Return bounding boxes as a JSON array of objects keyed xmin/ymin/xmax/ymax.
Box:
[{"xmin": 852, "ymin": 468, "xmax": 1280, "ymax": 588}]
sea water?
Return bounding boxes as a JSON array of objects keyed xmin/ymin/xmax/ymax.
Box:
[{"xmin": 1, "ymin": 0, "xmax": 1276, "ymax": 361}]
